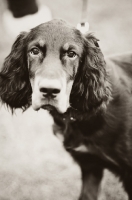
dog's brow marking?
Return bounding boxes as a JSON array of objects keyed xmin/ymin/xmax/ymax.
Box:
[
  {"xmin": 38, "ymin": 39, "xmax": 45, "ymax": 47},
  {"xmin": 28, "ymin": 39, "xmax": 45, "ymax": 50},
  {"xmin": 63, "ymin": 43, "xmax": 69, "ymax": 51}
]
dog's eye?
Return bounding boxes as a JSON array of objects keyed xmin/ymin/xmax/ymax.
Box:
[
  {"xmin": 30, "ymin": 48, "xmax": 40, "ymax": 55},
  {"xmin": 67, "ymin": 51, "xmax": 77, "ymax": 58}
]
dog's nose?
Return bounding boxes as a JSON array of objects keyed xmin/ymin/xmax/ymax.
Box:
[{"xmin": 40, "ymin": 87, "xmax": 60, "ymax": 98}]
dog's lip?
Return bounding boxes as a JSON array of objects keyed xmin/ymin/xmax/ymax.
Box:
[
  {"xmin": 41, "ymin": 104, "xmax": 56, "ymax": 112},
  {"xmin": 41, "ymin": 104, "xmax": 67, "ymax": 114}
]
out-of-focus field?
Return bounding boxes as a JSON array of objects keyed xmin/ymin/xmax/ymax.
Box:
[
  {"xmin": 0, "ymin": 0, "xmax": 132, "ymax": 199},
  {"xmin": 1, "ymin": 0, "xmax": 132, "ymax": 63}
]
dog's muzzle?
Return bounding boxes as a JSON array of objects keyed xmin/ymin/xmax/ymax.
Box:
[{"xmin": 31, "ymin": 74, "xmax": 73, "ymax": 113}]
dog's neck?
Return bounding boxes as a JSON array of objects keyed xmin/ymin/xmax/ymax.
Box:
[
  {"xmin": 50, "ymin": 106, "xmax": 104, "ymax": 121},
  {"xmin": 50, "ymin": 106, "xmax": 105, "ymax": 136}
]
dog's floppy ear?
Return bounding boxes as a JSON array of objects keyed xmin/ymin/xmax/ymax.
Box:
[
  {"xmin": 70, "ymin": 33, "xmax": 111, "ymax": 112},
  {"xmin": 0, "ymin": 32, "xmax": 32, "ymax": 110}
]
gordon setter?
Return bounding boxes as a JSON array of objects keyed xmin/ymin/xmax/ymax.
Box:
[{"xmin": 0, "ymin": 19, "xmax": 132, "ymax": 200}]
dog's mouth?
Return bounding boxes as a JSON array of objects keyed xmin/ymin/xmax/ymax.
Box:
[
  {"xmin": 41, "ymin": 104, "xmax": 57, "ymax": 112},
  {"xmin": 32, "ymin": 92, "xmax": 70, "ymax": 113}
]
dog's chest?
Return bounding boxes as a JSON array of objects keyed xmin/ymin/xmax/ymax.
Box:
[{"xmin": 54, "ymin": 113, "xmax": 104, "ymax": 149}]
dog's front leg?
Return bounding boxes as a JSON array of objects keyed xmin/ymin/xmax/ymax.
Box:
[{"xmin": 79, "ymin": 167, "xmax": 103, "ymax": 200}]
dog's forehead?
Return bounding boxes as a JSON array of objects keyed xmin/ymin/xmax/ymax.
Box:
[{"xmin": 29, "ymin": 20, "xmax": 83, "ymax": 50}]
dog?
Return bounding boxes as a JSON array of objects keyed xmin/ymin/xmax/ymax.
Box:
[{"xmin": 0, "ymin": 19, "xmax": 132, "ymax": 199}]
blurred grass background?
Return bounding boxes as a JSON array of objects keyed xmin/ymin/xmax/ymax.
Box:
[
  {"xmin": 0, "ymin": 0, "xmax": 132, "ymax": 199},
  {"xmin": 0, "ymin": 0, "xmax": 132, "ymax": 67}
]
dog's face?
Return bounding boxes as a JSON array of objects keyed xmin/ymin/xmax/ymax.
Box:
[
  {"xmin": 0, "ymin": 19, "xmax": 111, "ymax": 113},
  {"xmin": 27, "ymin": 20, "xmax": 84, "ymax": 113}
]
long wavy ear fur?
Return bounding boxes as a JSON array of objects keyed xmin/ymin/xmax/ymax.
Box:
[
  {"xmin": 0, "ymin": 32, "xmax": 32, "ymax": 110},
  {"xmin": 70, "ymin": 33, "xmax": 111, "ymax": 112}
]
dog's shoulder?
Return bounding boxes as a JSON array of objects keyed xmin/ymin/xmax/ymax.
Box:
[
  {"xmin": 106, "ymin": 52, "xmax": 132, "ymax": 77},
  {"xmin": 105, "ymin": 52, "xmax": 132, "ymax": 93}
]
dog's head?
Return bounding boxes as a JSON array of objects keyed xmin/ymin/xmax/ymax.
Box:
[{"xmin": 0, "ymin": 19, "xmax": 111, "ymax": 113}]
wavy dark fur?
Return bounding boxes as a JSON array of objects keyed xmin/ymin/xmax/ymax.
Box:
[
  {"xmin": 0, "ymin": 32, "xmax": 32, "ymax": 110},
  {"xmin": 70, "ymin": 34, "xmax": 111, "ymax": 112}
]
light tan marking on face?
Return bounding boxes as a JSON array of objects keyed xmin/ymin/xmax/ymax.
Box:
[
  {"xmin": 28, "ymin": 39, "xmax": 45, "ymax": 50},
  {"xmin": 39, "ymin": 39, "xmax": 45, "ymax": 47},
  {"xmin": 63, "ymin": 43, "xmax": 69, "ymax": 51}
]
